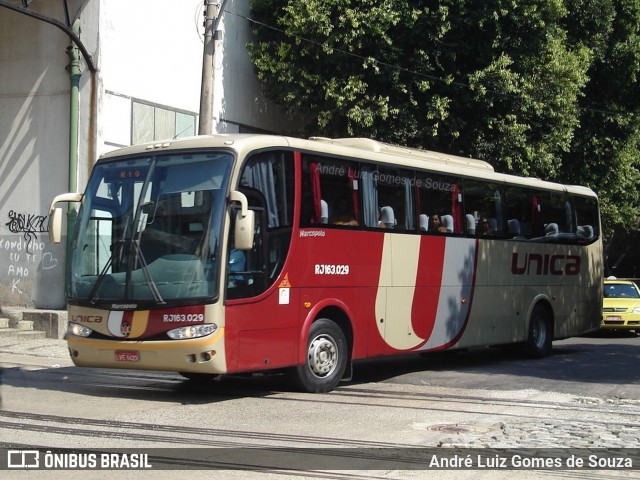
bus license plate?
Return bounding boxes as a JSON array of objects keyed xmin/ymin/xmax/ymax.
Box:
[{"xmin": 115, "ymin": 350, "xmax": 139, "ymax": 362}]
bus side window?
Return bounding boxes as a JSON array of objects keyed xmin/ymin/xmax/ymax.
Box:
[
  {"xmin": 359, "ymin": 166, "xmax": 415, "ymax": 230},
  {"xmin": 416, "ymin": 172, "xmax": 463, "ymax": 235},
  {"xmin": 462, "ymin": 179, "xmax": 505, "ymax": 237},
  {"xmin": 233, "ymin": 151, "xmax": 294, "ymax": 298},
  {"xmin": 505, "ymin": 187, "xmax": 535, "ymax": 240},
  {"xmin": 573, "ymin": 196, "xmax": 599, "ymax": 242},
  {"xmin": 527, "ymin": 191, "xmax": 569, "ymax": 242},
  {"xmin": 377, "ymin": 169, "xmax": 414, "ymax": 231},
  {"xmin": 544, "ymin": 192, "xmax": 573, "ymax": 236},
  {"xmin": 227, "ymin": 203, "xmax": 267, "ymax": 300},
  {"xmin": 302, "ymin": 155, "xmax": 361, "ymax": 228}
]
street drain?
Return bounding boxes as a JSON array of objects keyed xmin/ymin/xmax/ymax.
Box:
[{"xmin": 428, "ymin": 424, "xmax": 473, "ymax": 434}]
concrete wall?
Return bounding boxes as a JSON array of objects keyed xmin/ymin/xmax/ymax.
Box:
[
  {"xmin": 215, "ymin": 0, "xmax": 289, "ymax": 133},
  {"xmin": 0, "ymin": 1, "xmax": 83, "ymax": 309},
  {"xmin": 0, "ymin": 0, "xmax": 291, "ymax": 309}
]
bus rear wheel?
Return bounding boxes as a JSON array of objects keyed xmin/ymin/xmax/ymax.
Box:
[
  {"xmin": 291, "ymin": 318, "xmax": 348, "ymax": 393},
  {"xmin": 524, "ymin": 305, "xmax": 553, "ymax": 358}
]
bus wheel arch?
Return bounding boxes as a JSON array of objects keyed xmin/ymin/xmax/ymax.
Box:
[
  {"xmin": 292, "ymin": 307, "xmax": 353, "ymax": 393},
  {"xmin": 524, "ymin": 301, "xmax": 554, "ymax": 358}
]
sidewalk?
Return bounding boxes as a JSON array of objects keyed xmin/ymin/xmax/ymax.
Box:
[{"xmin": 0, "ymin": 335, "xmax": 70, "ymax": 363}]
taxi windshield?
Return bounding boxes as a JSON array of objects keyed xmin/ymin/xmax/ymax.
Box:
[{"xmin": 603, "ymin": 283, "xmax": 640, "ymax": 299}]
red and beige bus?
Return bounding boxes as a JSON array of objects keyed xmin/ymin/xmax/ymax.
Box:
[{"xmin": 49, "ymin": 134, "xmax": 603, "ymax": 392}]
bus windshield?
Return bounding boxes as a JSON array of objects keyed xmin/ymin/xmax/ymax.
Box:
[{"xmin": 70, "ymin": 152, "xmax": 233, "ymax": 306}]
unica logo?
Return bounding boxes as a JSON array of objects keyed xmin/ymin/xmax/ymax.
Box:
[{"xmin": 511, "ymin": 253, "xmax": 581, "ymax": 276}]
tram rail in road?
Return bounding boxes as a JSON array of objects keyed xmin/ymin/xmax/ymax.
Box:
[{"xmin": 0, "ymin": 332, "xmax": 639, "ymax": 479}]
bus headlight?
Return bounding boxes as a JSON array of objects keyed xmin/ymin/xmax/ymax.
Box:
[
  {"xmin": 633, "ymin": 307, "xmax": 640, "ymax": 314},
  {"xmin": 167, "ymin": 323, "xmax": 217, "ymax": 340},
  {"xmin": 68, "ymin": 322, "xmax": 93, "ymax": 338}
]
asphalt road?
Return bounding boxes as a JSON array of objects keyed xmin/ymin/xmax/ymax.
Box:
[
  {"xmin": 353, "ymin": 330, "xmax": 640, "ymax": 399},
  {"xmin": 1, "ymin": 330, "xmax": 639, "ymax": 401},
  {"xmin": 0, "ymin": 331, "xmax": 639, "ymax": 480}
]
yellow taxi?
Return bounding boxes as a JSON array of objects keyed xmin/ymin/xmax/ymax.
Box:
[{"xmin": 602, "ymin": 277, "xmax": 640, "ymax": 331}]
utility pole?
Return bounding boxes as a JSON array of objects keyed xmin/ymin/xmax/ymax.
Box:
[{"xmin": 198, "ymin": 0, "xmax": 218, "ymax": 135}]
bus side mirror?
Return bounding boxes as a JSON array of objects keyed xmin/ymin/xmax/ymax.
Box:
[
  {"xmin": 49, "ymin": 207, "xmax": 63, "ymax": 244},
  {"xmin": 234, "ymin": 209, "xmax": 255, "ymax": 250},
  {"xmin": 48, "ymin": 192, "xmax": 83, "ymax": 244},
  {"xmin": 230, "ymin": 190, "xmax": 255, "ymax": 250}
]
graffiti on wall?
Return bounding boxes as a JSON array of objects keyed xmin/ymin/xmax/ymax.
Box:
[
  {"xmin": 2, "ymin": 210, "xmax": 59, "ymax": 295},
  {"xmin": 6, "ymin": 210, "xmax": 48, "ymax": 254}
]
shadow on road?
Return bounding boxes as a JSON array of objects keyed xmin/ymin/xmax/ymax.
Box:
[
  {"xmin": 1, "ymin": 332, "xmax": 639, "ymax": 400},
  {"xmin": 0, "ymin": 363, "xmax": 297, "ymax": 405},
  {"xmin": 349, "ymin": 332, "xmax": 640, "ymax": 391}
]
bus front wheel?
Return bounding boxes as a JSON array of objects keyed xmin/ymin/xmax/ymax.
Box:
[
  {"xmin": 291, "ymin": 318, "xmax": 348, "ymax": 393},
  {"xmin": 524, "ymin": 305, "xmax": 553, "ymax": 358}
]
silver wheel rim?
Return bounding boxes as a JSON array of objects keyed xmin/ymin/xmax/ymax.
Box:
[
  {"xmin": 307, "ymin": 334, "xmax": 338, "ymax": 378},
  {"xmin": 533, "ymin": 316, "xmax": 547, "ymax": 350}
]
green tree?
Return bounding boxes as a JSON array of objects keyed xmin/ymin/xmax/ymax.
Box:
[
  {"xmin": 561, "ymin": 0, "xmax": 640, "ymax": 234},
  {"xmin": 248, "ymin": 0, "xmax": 640, "ymax": 234}
]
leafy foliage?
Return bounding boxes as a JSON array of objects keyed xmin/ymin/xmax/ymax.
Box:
[{"xmin": 248, "ymin": 0, "xmax": 640, "ymax": 235}]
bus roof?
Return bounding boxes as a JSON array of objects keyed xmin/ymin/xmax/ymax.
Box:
[
  {"xmin": 307, "ymin": 137, "xmax": 495, "ymax": 172},
  {"xmin": 98, "ymin": 134, "xmax": 597, "ymax": 198}
]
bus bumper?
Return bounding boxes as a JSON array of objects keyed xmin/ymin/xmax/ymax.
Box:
[{"xmin": 66, "ymin": 328, "xmax": 227, "ymax": 374}]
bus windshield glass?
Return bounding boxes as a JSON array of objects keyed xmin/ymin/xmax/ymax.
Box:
[{"xmin": 70, "ymin": 152, "xmax": 233, "ymax": 306}]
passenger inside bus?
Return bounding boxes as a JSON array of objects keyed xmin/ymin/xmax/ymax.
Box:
[
  {"xmin": 478, "ymin": 217, "xmax": 492, "ymax": 236},
  {"xmin": 226, "ymin": 212, "xmax": 248, "ymax": 289},
  {"xmin": 332, "ymin": 197, "xmax": 359, "ymax": 226},
  {"xmin": 228, "ymin": 248, "xmax": 246, "ymax": 288},
  {"xmin": 429, "ymin": 214, "xmax": 447, "ymax": 233}
]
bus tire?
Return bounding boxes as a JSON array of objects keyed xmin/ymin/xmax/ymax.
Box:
[
  {"xmin": 524, "ymin": 305, "xmax": 553, "ymax": 358},
  {"xmin": 291, "ymin": 318, "xmax": 348, "ymax": 393}
]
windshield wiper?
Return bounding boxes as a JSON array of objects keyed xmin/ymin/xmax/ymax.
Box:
[
  {"xmin": 87, "ymin": 238, "xmax": 165, "ymax": 305},
  {"xmin": 131, "ymin": 239, "xmax": 165, "ymax": 305},
  {"xmin": 88, "ymin": 239, "xmax": 125, "ymax": 305}
]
